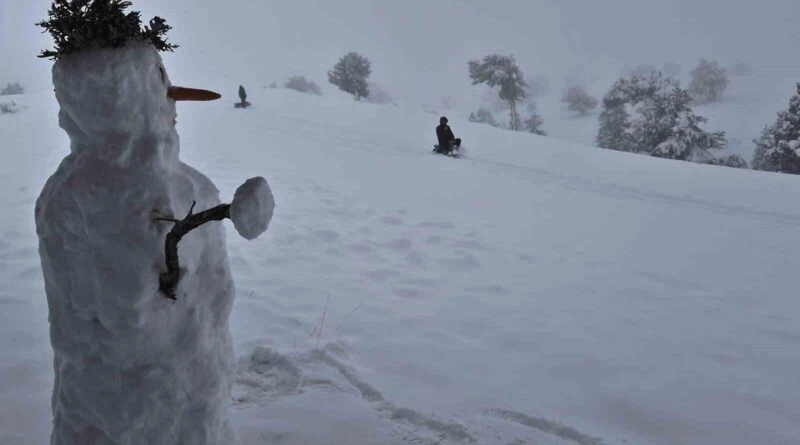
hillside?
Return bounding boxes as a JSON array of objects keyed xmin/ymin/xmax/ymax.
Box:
[{"xmin": 1, "ymin": 89, "xmax": 799, "ymax": 445}]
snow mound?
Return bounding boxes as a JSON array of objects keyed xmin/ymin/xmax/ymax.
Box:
[{"xmin": 230, "ymin": 176, "xmax": 274, "ymax": 240}]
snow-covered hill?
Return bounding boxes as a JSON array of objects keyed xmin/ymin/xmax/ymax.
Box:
[{"xmin": 2, "ymin": 89, "xmax": 799, "ymax": 445}]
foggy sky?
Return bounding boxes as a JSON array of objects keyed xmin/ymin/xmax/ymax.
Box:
[{"xmin": 2, "ymin": 0, "xmax": 799, "ymax": 104}]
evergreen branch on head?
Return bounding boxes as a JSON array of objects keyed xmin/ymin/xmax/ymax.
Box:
[{"xmin": 36, "ymin": 0, "xmax": 178, "ymax": 60}]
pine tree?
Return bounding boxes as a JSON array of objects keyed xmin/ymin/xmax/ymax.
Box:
[
  {"xmin": 688, "ymin": 58, "xmax": 729, "ymax": 104},
  {"xmin": 468, "ymin": 55, "xmax": 528, "ymax": 131},
  {"xmin": 596, "ymin": 102, "xmax": 633, "ymax": 151},
  {"xmin": 637, "ymin": 85, "xmax": 727, "ymax": 161},
  {"xmin": 328, "ymin": 52, "xmax": 371, "ymax": 100},
  {"xmin": 753, "ymin": 84, "xmax": 800, "ymax": 174},
  {"xmin": 36, "ymin": 0, "xmax": 177, "ymax": 60},
  {"xmin": 751, "ymin": 125, "xmax": 778, "ymax": 171}
]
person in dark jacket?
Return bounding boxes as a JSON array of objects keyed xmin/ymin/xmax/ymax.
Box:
[{"xmin": 436, "ymin": 116, "xmax": 461, "ymax": 154}]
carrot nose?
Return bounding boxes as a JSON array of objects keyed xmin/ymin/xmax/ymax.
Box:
[{"xmin": 167, "ymin": 86, "xmax": 221, "ymax": 101}]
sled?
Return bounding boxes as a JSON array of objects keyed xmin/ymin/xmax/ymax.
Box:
[{"xmin": 433, "ymin": 144, "xmax": 460, "ymax": 158}]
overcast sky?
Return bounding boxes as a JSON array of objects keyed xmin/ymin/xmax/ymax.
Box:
[{"xmin": 2, "ymin": 0, "xmax": 799, "ymax": 103}]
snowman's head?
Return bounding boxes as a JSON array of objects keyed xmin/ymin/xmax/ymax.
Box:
[{"xmin": 52, "ymin": 43, "xmax": 219, "ymax": 163}]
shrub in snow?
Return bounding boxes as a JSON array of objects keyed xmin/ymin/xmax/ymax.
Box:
[
  {"xmin": 561, "ymin": 85, "xmax": 598, "ymax": 116},
  {"xmin": 328, "ymin": 52, "xmax": 371, "ymax": 100},
  {"xmin": 235, "ymin": 84, "xmax": 252, "ymax": 108},
  {"xmin": 523, "ymin": 113, "xmax": 546, "ymax": 136},
  {"xmin": 34, "ymin": 3, "xmax": 267, "ymax": 443},
  {"xmin": 36, "ymin": 0, "xmax": 177, "ymax": 60},
  {"xmin": 0, "ymin": 82, "xmax": 24, "ymax": 95},
  {"xmin": 468, "ymin": 54, "xmax": 528, "ymax": 131},
  {"xmin": 0, "ymin": 100, "xmax": 23, "ymax": 114},
  {"xmin": 751, "ymin": 84, "xmax": 800, "ymax": 174},
  {"xmin": 366, "ymin": 82, "xmax": 395, "ymax": 105},
  {"xmin": 688, "ymin": 58, "xmax": 729, "ymax": 104},
  {"xmin": 285, "ymin": 75, "xmax": 322, "ymax": 96},
  {"xmin": 468, "ymin": 107, "xmax": 499, "ymax": 127},
  {"xmin": 703, "ymin": 154, "xmax": 748, "ymax": 169}
]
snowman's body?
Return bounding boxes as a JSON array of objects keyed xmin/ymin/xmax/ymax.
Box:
[{"xmin": 36, "ymin": 44, "xmax": 236, "ymax": 445}]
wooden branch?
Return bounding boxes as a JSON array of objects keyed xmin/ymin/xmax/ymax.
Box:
[{"xmin": 158, "ymin": 202, "xmax": 231, "ymax": 300}]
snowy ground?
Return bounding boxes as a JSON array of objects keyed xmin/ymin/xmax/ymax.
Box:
[{"xmin": 2, "ymin": 88, "xmax": 800, "ymax": 445}]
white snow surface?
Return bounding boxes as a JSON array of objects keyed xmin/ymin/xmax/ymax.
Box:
[
  {"xmin": 2, "ymin": 84, "xmax": 800, "ymax": 445},
  {"xmin": 230, "ymin": 177, "xmax": 274, "ymax": 241},
  {"xmin": 35, "ymin": 45, "xmax": 239, "ymax": 445}
]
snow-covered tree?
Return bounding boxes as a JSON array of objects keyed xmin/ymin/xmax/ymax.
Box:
[
  {"xmin": 366, "ymin": 82, "xmax": 394, "ymax": 105},
  {"xmin": 562, "ymin": 85, "xmax": 598, "ymax": 116},
  {"xmin": 36, "ymin": 0, "xmax": 177, "ymax": 60},
  {"xmin": 0, "ymin": 82, "xmax": 24, "ymax": 95},
  {"xmin": 595, "ymin": 73, "xmax": 670, "ymax": 152},
  {"xmin": 688, "ymin": 58, "xmax": 729, "ymax": 104},
  {"xmin": 468, "ymin": 54, "xmax": 528, "ymax": 131},
  {"xmin": 285, "ymin": 75, "xmax": 322, "ymax": 95},
  {"xmin": 637, "ymin": 85, "xmax": 727, "ymax": 161},
  {"xmin": 468, "ymin": 107, "xmax": 499, "ymax": 127},
  {"xmin": 597, "ymin": 71, "xmax": 726, "ymax": 161},
  {"xmin": 328, "ymin": 52, "xmax": 371, "ymax": 100},
  {"xmin": 751, "ymin": 84, "xmax": 800, "ymax": 174}
]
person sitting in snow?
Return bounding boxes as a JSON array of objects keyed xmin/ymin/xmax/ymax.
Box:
[{"xmin": 436, "ymin": 116, "xmax": 461, "ymax": 155}]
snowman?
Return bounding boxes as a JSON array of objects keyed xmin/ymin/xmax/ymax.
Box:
[{"xmin": 34, "ymin": 3, "xmax": 274, "ymax": 444}]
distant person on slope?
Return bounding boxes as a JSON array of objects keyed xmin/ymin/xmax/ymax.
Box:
[{"xmin": 436, "ymin": 116, "xmax": 461, "ymax": 155}]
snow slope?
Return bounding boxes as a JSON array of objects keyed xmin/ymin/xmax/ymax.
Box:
[{"xmin": 2, "ymin": 88, "xmax": 800, "ymax": 445}]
